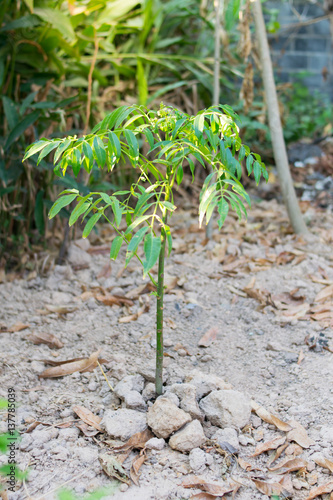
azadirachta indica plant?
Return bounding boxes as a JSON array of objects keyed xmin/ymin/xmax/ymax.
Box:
[{"xmin": 24, "ymin": 103, "xmax": 267, "ymax": 395}]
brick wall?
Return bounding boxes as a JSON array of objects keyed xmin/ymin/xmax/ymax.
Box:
[{"xmin": 266, "ymin": 1, "xmax": 333, "ymax": 100}]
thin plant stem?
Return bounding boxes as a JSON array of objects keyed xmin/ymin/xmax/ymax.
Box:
[
  {"xmin": 97, "ymin": 360, "xmax": 114, "ymax": 391},
  {"xmin": 155, "ymin": 218, "xmax": 167, "ymax": 395}
]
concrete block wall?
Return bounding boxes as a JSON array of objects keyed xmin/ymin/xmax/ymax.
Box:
[{"xmin": 265, "ymin": 1, "xmax": 333, "ymax": 100}]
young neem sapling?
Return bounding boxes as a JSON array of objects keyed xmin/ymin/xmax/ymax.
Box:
[{"xmin": 24, "ymin": 104, "xmax": 267, "ymax": 395}]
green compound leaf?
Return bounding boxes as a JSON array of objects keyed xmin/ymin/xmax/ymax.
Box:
[
  {"xmin": 124, "ymin": 129, "xmax": 139, "ymax": 162},
  {"xmin": 246, "ymin": 154, "xmax": 254, "ymax": 175},
  {"xmin": 83, "ymin": 212, "xmax": 102, "ymax": 238},
  {"xmin": 93, "ymin": 136, "xmax": 106, "ymax": 168},
  {"xmin": 253, "ymin": 160, "xmax": 261, "ymax": 185},
  {"xmin": 69, "ymin": 202, "xmax": 91, "ymax": 226},
  {"xmin": 217, "ymin": 198, "xmax": 229, "ymax": 229},
  {"xmin": 54, "ymin": 139, "xmax": 72, "ymax": 164},
  {"xmin": 143, "ymin": 232, "xmax": 161, "ymax": 276},
  {"xmin": 110, "ymin": 235, "xmax": 123, "ymax": 260},
  {"xmin": 125, "ymin": 226, "xmax": 149, "ymax": 265},
  {"xmin": 49, "ymin": 194, "xmax": 78, "ymax": 219},
  {"xmin": 108, "ymin": 131, "xmax": 121, "ymax": 162},
  {"xmin": 110, "ymin": 198, "xmax": 122, "ymax": 228},
  {"xmin": 37, "ymin": 141, "xmax": 61, "ymax": 165},
  {"xmin": 83, "ymin": 141, "xmax": 94, "ymax": 172},
  {"xmin": 23, "ymin": 139, "xmax": 49, "ymax": 161}
]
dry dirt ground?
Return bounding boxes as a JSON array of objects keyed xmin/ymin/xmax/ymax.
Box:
[{"xmin": 0, "ymin": 198, "xmax": 332, "ymax": 500}]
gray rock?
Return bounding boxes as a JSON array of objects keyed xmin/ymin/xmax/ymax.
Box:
[
  {"xmin": 199, "ymin": 390, "xmax": 251, "ymax": 429},
  {"xmin": 189, "ymin": 447, "xmax": 207, "ymax": 472},
  {"xmin": 166, "ymin": 363, "xmax": 186, "ymax": 385},
  {"xmin": 138, "ymin": 365, "xmax": 156, "ymax": 383},
  {"xmin": 67, "ymin": 241, "xmax": 91, "ymax": 268},
  {"xmin": 168, "ymin": 383, "xmax": 204, "ymax": 421},
  {"xmin": 169, "ymin": 420, "xmax": 206, "ymax": 453},
  {"xmin": 185, "ymin": 371, "xmax": 232, "ymax": 400},
  {"xmin": 158, "ymin": 392, "xmax": 180, "ymax": 407},
  {"xmin": 145, "ymin": 438, "xmax": 165, "ymax": 450},
  {"xmin": 142, "ymin": 383, "xmax": 156, "ymax": 402},
  {"xmin": 212, "ymin": 428, "xmax": 239, "ymax": 452},
  {"xmin": 123, "ymin": 390, "xmax": 147, "ymax": 411},
  {"xmin": 239, "ymin": 434, "xmax": 256, "ymax": 446},
  {"xmin": 147, "ymin": 398, "xmax": 191, "ymax": 439},
  {"xmin": 114, "ymin": 375, "xmax": 145, "ymax": 397},
  {"xmin": 319, "ymin": 426, "xmax": 333, "ymax": 444},
  {"xmin": 101, "ymin": 409, "xmax": 147, "ymax": 441}
]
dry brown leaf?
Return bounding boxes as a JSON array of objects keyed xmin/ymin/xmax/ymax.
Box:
[
  {"xmin": 297, "ymin": 348, "xmax": 305, "ymax": 365},
  {"xmin": 72, "ymin": 405, "xmax": 102, "ymax": 432},
  {"xmin": 268, "ymin": 457, "xmax": 308, "ymax": 474},
  {"xmin": 252, "ymin": 478, "xmax": 291, "ymax": 497},
  {"xmin": 308, "ymin": 274, "xmax": 332, "ymax": 286},
  {"xmin": 243, "ymin": 287, "xmax": 270, "ymax": 306},
  {"xmin": 306, "ymin": 481, "xmax": 333, "ymax": 500},
  {"xmin": 315, "ymin": 284, "xmax": 333, "ymax": 303},
  {"xmin": 130, "ymin": 450, "xmax": 146, "ymax": 486},
  {"xmin": 76, "ymin": 422, "xmax": 100, "ymax": 437},
  {"xmin": 226, "ymin": 285, "xmax": 247, "ymax": 298},
  {"xmin": 39, "ymin": 349, "xmax": 101, "ymax": 378},
  {"xmin": 251, "ymin": 401, "xmax": 292, "ymax": 431},
  {"xmin": 313, "ymin": 455, "xmax": 333, "ymax": 473},
  {"xmin": 45, "ymin": 305, "xmax": 78, "ymax": 315},
  {"xmin": 307, "ymin": 472, "xmax": 318, "ymax": 486},
  {"xmin": 237, "ymin": 457, "xmax": 261, "ymax": 472},
  {"xmin": 182, "ymin": 476, "xmax": 236, "ymax": 497},
  {"xmin": 267, "ymin": 443, "xmax": 289, "ymax": 466},
  {"xmin": 287, "ymin": 420, "xmax": 315, "ymax": 448},
  {"xmin": 114, "ymin": 429, "xmax": 154, "ymax": 452},
  {"xmin": 125, "ymin": 282, "xmax": 155, "ymax": 299},
  {"xmin": 198, "ymin": 327, "xmax": 218, "ymax": 347},
  {"xmin": 97, "ymin": 263, "xmax": 112, "ymax": 279},
  {"xmin": 26, "ymin": 332, "xmax": 64, "ymax": 349},
  {"xmin": 251, "ymin": 435, "xmax": 286, "ymax": 457},
  {"xmin": 119, "ymin": 302, "xmax": 149, "ymax": 323},
  {"xmin": 281, "ymin": 302, "xmax": 310, "ymax": 318},
  {"xmin": 190, "ymin": 494, "xmax": 216, "ymax": 500},
  {"xmin": 96, "ymin": 294, "xmax": 134, "ymax": 307},
  {"xmin": 6, "ymin": 322, "xmax": 30, "ymax": 333}
]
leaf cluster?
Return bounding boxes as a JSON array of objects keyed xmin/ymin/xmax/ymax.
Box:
[{"xmin": 25, "ymin": 104, "xmax": 266, "ymax": 276}]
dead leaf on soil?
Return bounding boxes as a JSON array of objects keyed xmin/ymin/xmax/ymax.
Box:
[
  {"xmin": 119, "ymin": 301, "xmax": 150, "ymax": 323},
  {"xmin": 237, "ymin": 457, "xmax": 261, "ymax": 472},
  {"xmin": 125, "ymin": 282, "xmax": 155, "ymax": 300},
  {"xmin": 26, "ymin": 332, "xmax": 64, "ymax": 349},
  {"xmin": 252, "ymin": 475, "xmax": 293, "ymax": 497},
  {"xmin": 96, "ymin": 294, "xmax": 134, "ymax": 307},
  {"xmin": 39, "ymin": 349, "xmax": 102, "ymax": 378},
  {"xmin": 315, "ymin": 284, "xmax": 333, "ymax": 303},
  {"xmin": 4, "ymin": 322, "xmax": 30, "ymax": 333},
  {"xmin": 268, "ymin": 457, "xmax": 308, "ymax": 474},
  {"xmin": 189, "ymin": 494, "xmax": 216, "ymax": 500},
  {"xmin": 305, "ymin": 481, "xmax": 333, "ymax": 500},
  {"xmin": 97, "ymin": 263, "xmax": 112, "ymax": 279},
  {"xmin": 198, "ymin": 327, "xmax": 218, "ymax": 347},
  {"xmin": 76, "ymin": 422, "xmax": 100, "ymax": 437},
  {"xmin": 297, "ymin": 348, "xmax": 305, "ymax": 364},
  {"xmin": 251, "ymin": 435, "xmax": 286, "ymax": 457},
  {"xmin": 286, "ymin": 420, "xmax": 315, "ymax": 448},
  {"xmin": 130, "ymin": 449, "xmax": 146, "ymax": 486},
  {"xmin": 182, "ymin": 476, "xmax": 236, "ymax": 497},
  {"xmin": 99, "ymin": 453, "xmax": 130, "ymax": 484},
  {"xmin": 313, "ymin": 455, "xmax": 333, "ymax": 473},
  {"xmin": 284, "ymin": 443, "xmax": 303, "ymax": 456},
  {"xmin": 113, "ymin": 429, "xmax": 154, "ymax": 452},
  {"xmin": 251, "ymin": 401, "xmax": 292, "ymax": 431},
  {"xmin": 267, "ymin": 443, "xmax": 289, "ymax": 466},
  {"xmin": 72, "ymin": 405, "xmax": 102, "ymax": 432}
]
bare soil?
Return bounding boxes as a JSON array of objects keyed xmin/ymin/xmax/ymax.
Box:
[{"xmin": 0, "ymin": 198, "xmax": 332, "ymax": 500}]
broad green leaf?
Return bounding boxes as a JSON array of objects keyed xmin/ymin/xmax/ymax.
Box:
[
  {"xmin": 125, "ymin": 215, "xmax": 151, "ymax": 235},
  {"xmin": 124, "ymin": 129, "xmax": 139, "ymax": 162},
  {"xmin": 34, "ymin": 8, "xmax": 75, "ymax": 40},
  {"xmin": 23, "ymin": 139, "xmax": 49, "ymax": 161},
  {"xmin": 54, "ymin": 139, "xmax": 72, "ymax": 164},
  {"xmin": 111, "ymin": 198, "xmax": 122, "ymax": 227},
  {"xmin": 5, "ymin": 111, "xmax": 39, "ymax": 150},
  {"xmin": 37, "ymin": 141, "xmax": 61, "ymax": 165},
  {"xmin": 187, "ymin": 157, "xmax": 195, "ymax": 181},
  {"xmin": 83, "ymin": 212, "xmax": 102, "ymax": 238},
  {"xmin": 194, "ymin": 113, "xmax": 205, "ymax": 140},
  {"xmin": 114, "ymin": 106, "xmax": 136, "ymax": 129},
  {"xmin": 126, "ymin": 226, "xmax": 149, "ymax": 265},
  {"xmin": 96, "ymin": 0, "xmax": 141, "ymax": 24},
  {"xmin": 199, "ymin": 184, "xmax": 217, "ymax": 226},
  {"xmin": 2, "ymin": 96, "xmax": 19, "ymax": 130},
  {"xmin": 176, "ymin": 164, "xmax": 183, "ymax": 185},
  {"xmin": 34, "ymin": 190, "xmax": 45, "ymax": 234},
  {"xmin": 228, "ymin": 196, "xmax": 242, "ymax": 220},
  {"xmin": 144, "ymin": 129, "xmax": 154, "ymax": 149},
  {"xmin": 238, "ymin": 145, "xmax": 245, "ymax": 161},
  {"xmin": 227, "ymin": 191, "xmax": 247, "ymax": 217},
  {"xmin": 108, "ymin": 132, "xmax": 121, "ymax": 162},
  {"xmin": 83, "ymin": 142, "xmax": 94, "ymax": 172},
  {"xmin": 134, "ymin": 192, "xmax": 155, "ymax": 217},
  {"xmin": 246, "ymin": 155, "xmax": 254, "ymax": 175},
  {"xmin": 253, "ymin": 161, "xmax": 261, "ymax": 184},
  {"xmin": 205, "ymin": 198, "xmax": 218, "ymax": 225},
  {"xmin": 171, "ymin": 118, "xmax": 187, "ymax": 140},
  {"xmin": 93, "ymin": 136, "xmax": 106, "ymax": 168},
  {"xmin": 110, "ymin": 236, "xmax": 123, "ymax": 260},
  {"xmin": 99, "ymin": 193, "xmax": 113, "ymax": 205},
  {"xmin": 217, "ymin": 198, "xmax": 229, "ymax": 229},
  {"xmin": 71, "ymin": 149, "xmax": 81, "ymax": 177},
  {"xmin": 49, "ymin": 194, "xmax": 77, "ymax": 219},
  {"xmin": 262, "ymin": 167, "xmax": 269, "ymax": 182},
  {"xmin": 69, "ymin": 202, "xmax": 90, "ymax": 226},
  {"xmin": 137, "ymin": 58, "xmax": 148, "ymax": 105},
  {"xmin": 160, "ymin": 201, "xmax": 176, "ymax": 212},
  {"xmin": 143, "ymin": 232, "xmax": 161, "ymax": 276}
]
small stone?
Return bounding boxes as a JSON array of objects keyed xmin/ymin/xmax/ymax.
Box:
[
  {"xmin": 101, "ymin": 409, "xmax": 147, "ymax": 441},
  {"xmin": 177, "ymin": 349, "xmax": 187, "ymax": 357},
  {"xmin": 169, "ymin": 420, "xmax": 206, "ymax": 453},
  {"xmin": 145, "ymin": 438, "xmax": 165, "ymax": 450},
  {"xmin": 123, "ymin": 390, "xmax": 147, "ymax": 411},
  {"xmin": 200, "ymin": 355, "xmax": 213, "ymax": 363},
  {"xmin": 119, "ymin": 484, "xmax": 129, "ymax": 492},
  {"xmin": 185, "ymin": 370, "xmax": 232, "ymax": 400},
  {"xmin": 158, "ymin": 392, "xmax": 180, "ymax": 407},
  {"xmin": 252, "ymin": 416, "xmax": 262, "ymax": 428},
  {"xmin": 168, "ymin": 384, "xmax": 203, "ymax": 421},
  {"xmin": 199, "ymin": 390, "xmax": 251, "ymax": 429},
  {"xmin": 138, "ymin": 365, "xmax": 156, "ymax": 383},
  {"xmin": 189, "ymin": 448, "xmax": 206, "ymax": 473},
  {"xmin": 51, "ymin": 445, "xmax": 69, "ymax": 460},
  {"xmin": 147, "ymin": 398, "xmax": 191, "ymax": 439},
  {"xmin": 166, "ymin": 363, "xmax": 186, "ymax": 385},
  {"xmin": 284, "ymin": 352, "xmax": 299, "ymax": 364},
  {"xmin": 142, "ymin": 383, "xmax": 156, "ymax": 402},
  {"xmin": 212, "ymin": 428, "xmax": 239, "ymax": 452},
  {"xmin": 319, "ymin": 426, "xmax": 333, "ymax": 444},
  {"xmin": 239, "ymin": 434, "xmax": 255, "ymax": 446},
  {"xmin": 114, "ymin": 375, "xmax": 145, "ymax": 397}
]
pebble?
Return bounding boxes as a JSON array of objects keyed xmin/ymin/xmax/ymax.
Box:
[
  {"xmin": 147, "ymin": 398, "xmax": 191, "ymax": 439},
  {"xmin": 199, "ymin": 390, "xmax": 251, "ymax": 429},
  {"xmin": 213, "ymin": 428, "xmax": 239, "ymax": 452},
  {"xmin": 169, "ymin": 420, "xmax": 206, "ymax": 453},
  {"xmin": 145, "ymin": 438, "xmax": 165, "ymax": 451},
  {"xmin": 101, "ymin": 409, "xmax": 147, "ymax": 441},
  {"xmin": 189, "ymin": 447, "xmax": 206, "ymax": 472}
]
